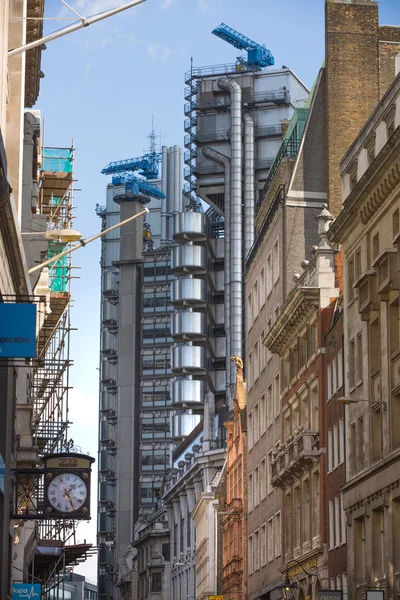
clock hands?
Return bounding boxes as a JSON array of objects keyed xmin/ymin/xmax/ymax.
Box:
[{"xmin": 64, "ymin": 488, "xmax": 76, "ymax": 510}]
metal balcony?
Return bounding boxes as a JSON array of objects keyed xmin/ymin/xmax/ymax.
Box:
[
  {"xmin": 172, "ymin": 413, "xmax": 202, "ymax": 440},
  {"xmin": 102, "ymin": 301, "xmax": 117, "ymax": 326},
  {"xmin": 100, "ymin": 420, "xmax": 116, "ymax": 448},
  {"xmin": 98, "ymin": 512, "xmax": 114, "ymax": 535},
  {"xmin": 100, "ymin": 390, "xmax": 116, "ymax": 416},
  {"xmin": 99, "ymin": 481, "xmax": 115, "ymax": 507},
  {"xmin": 171, "ymin": 245, "xmax": 208, "ymax": 275},
  {"xmin": 171, "ymin": 278, "xmax": 208, "ymax": 308},
  {"xmin": 99, "ymin": 450, "xmax": 115, "ymax": 476},
  {"xmin": 101, "ymin": 331, "xmax": 117, "ymax": 356},
  {"xmin": 171, "ymin": 345, "xmax": 206, "ymax": 374},
  {"xmin": 172, "ymin": 312, "xmax": 207, "ymax": 342},
  {"xmin": 103, "ymin": 271, "xmax": 118, "ymax": 297},
  {"xmin": 101, "ymin": 360, "xmax": 116, "ymax": 386},
  {"xmin": 173, "ymin": 212, "xmax": 209, "ymax": 242},
  {"xmin": 171, "ymin": 378, "xmax": 206, "ymax": 407}
]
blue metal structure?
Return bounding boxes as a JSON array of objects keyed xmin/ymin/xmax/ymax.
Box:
[
  {"xmin": 101, "ymin": 152, "xmax": 161, "ymax": 180},
  {"xmin": 111, "ymin": 173, "xmax": 165, "ymax": 199},
  {"xmin": 211, "ymin": 23, "xmax": 274, "ymax": 70}
]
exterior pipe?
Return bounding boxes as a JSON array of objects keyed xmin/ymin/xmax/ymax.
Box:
[
  {"xmin": 161, "ymin": 146, "xmax": 168, "ymax": 243},
  {"xmin": 202, "ymin": 147, "xmax": 232, "ymax": 404},
  {"xmin": 174, "ymin": 145, "xmax": 181, "ymax": 215},
  {"xmin": 244, "ymin": 113, "xmax": 255, "ymax": 258},
  {"xmin": 167, "ymin": 147, "xmax": 174, "ymax": 237},
  {"xmin": 217, "ymin": 78, "xmax": 243, "ymax": 366},
  {"xmin": 9, "ymin": 0, "xmax": 147, "ymax": 57}
]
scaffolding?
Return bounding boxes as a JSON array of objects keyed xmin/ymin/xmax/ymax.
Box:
[{"xmin": 22, "ymin": 144, "xmax": 92, "ymax": 596}]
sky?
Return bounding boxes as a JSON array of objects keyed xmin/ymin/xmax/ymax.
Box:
[{"xmin": 34, "ymin": 0, "xmax": 400, "ymax": 583}]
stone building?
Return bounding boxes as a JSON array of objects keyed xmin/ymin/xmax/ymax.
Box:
[
  {"xmin": 264, "ymin": 206, "xmax": 340, "ymax": 599},
  {"xmin": 245, "ymin": 2, "xmax": 400, "ymax": 599},
  {"xmin": 221, "ymin": 356, "xmax": 248, "ymax": 600},
  {"xmin": 329, "ymin": 69, "xmax": 400, "ymax": 600}
]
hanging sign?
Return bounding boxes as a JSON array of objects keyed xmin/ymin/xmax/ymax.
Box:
[{"xmin": 0, "ymin": 304, "xmax": 36, "ymax": 358}]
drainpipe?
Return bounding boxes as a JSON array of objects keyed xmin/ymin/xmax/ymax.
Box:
[
  {"xmin": 161, "ymin": 145, "xmax": 168, "ymax": 244},
  {"xmin": 244, "ymin": 113, "xmax": 255, "ymax": 258},
  {"xmin": 202, "ymin": 147, "xmax": 231, "ymax": 405},
  {"xmin": 217, "ymin": 78, "xmax": 243, "ymax": 364}
]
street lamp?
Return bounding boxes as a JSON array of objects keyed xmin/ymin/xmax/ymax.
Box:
[
  {"xmin": 277, "ymin": 571, "xmax": 298, "ymax": 600},
  {"xmin": 21, "ymin": 229, "xmax": 83, "ymax": 242},
  {"xmin": 28, "ymin": 207, "xmax": 149, "ymax": 275},
  {"xmin": 337, "ymin": 396, "xmax": 387, "ymax": 410}
]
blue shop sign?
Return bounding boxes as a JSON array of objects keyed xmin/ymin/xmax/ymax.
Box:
[
  {"xmin": 0, "ymin": 304, "xmax": 37, "ymax": 358},
  {"xmin": 12, "ymin": 583, "xmax": 41, "ymax": 599}
]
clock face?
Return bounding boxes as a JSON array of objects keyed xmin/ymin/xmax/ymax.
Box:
[{"xmin": 47, "ymin": 473, "xmax": 88, "ymax": 513}]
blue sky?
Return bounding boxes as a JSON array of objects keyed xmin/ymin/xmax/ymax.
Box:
[{"xmin": 35, "ymin": 0, "xmax": 400, "ymax": 582}]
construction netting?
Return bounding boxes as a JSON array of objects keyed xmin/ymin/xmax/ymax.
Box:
[
  {"xmin": 42, "ymin": 147, "xmax": 73, "ymax": 173},
  {"xmin": 47, "ymin": 241, "xmax": 68, "ymax": 293}
]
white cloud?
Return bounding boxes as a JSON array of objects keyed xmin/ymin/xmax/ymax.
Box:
[
  {"xmin": 196, "ymin": 0, "xmax": 223, "ymax": 17},
  {"xmin": 83, "ymin": 60, "xmax": 93, "ymax": 79},
  {"xmin": 146, "ymin": 42, "xmax": 172, "ymax": 62},
  {"xmin": 161, "ymin": 0, "xmax": 175, "ymax": 8}
]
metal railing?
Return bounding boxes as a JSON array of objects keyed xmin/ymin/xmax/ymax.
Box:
[
  {"xmin": 246, "ymin": 184, "xmax": 285, "ymax": 272},
  {"xmin": 256, "ymin": 138, "xmax": 300, "ymax": 214}
]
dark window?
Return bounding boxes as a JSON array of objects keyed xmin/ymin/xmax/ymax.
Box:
[{"xmin": 152, "ymin": 572, "xmax": 162, "ymax": 593}]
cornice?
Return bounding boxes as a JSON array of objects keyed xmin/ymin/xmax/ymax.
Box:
[{"xmin": 264, "ymin": 288, "xmax": 319, "ymax": 356}]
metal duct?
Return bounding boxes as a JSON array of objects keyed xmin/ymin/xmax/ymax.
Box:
[
  {"xmin": 174, "ymin": 145, "xmax": 181, "ymax": 215},
  {"xmin": 202, "ymin": 147, "xmax": 232, "ymax": 401},
  {"xmin": 161, "ymin": 145, "xmax": 168, "ymax": 243},
  {"xmin": 217, "ymin": 78, "xmax": 243, "ymax": 365},
  {"xmin": 167, "ymin": 147, "xmax": 175, "ymax": 237},
  {"xmin": 244, "ymin": 113, "xmax": 255, "ymax": 257}
]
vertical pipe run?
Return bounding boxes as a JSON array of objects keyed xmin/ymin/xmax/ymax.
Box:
[
  {"xmin": 174, "ymin": 145, "xmax": 181, "ymax": 215},
  {"xmin": 179, "ymin": 147, "xmax": 183, "ymax": 213},
  {"xmin": 202, "ymin": 147, "xmax": 231, "ymax": 404},
  {"xmin": 217, "ymin": 78, "xmax": 243, "ymax": 364},
  {"xmin": 161, "ymin": 145, "xmax": 168, "ymax": 243},
  {"xmin": 244, "ymin": 113, "xmax": 255, "ymax": 257},
  {"xmin": 167, "ymin": 147, "xmax": 174, "ymax": 238}
]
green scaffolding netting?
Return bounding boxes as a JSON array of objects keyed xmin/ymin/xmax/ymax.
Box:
[
  {"xmin": 43, "ymin": 147, "xmax": 72, "ymax": 173},
  {"xmin": 47, "ymin": 242, "xmax": 68, "ymax": 292}
]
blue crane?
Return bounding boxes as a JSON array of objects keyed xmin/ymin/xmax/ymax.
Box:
[
  {"xmin": 212, "ymin": 23, "xmax": 274, "ymax": 70},
  {"xmin": 101, "ymin": 151, "xmax": 165, "ymax": 201},
  {"xmin": 101, "ymin": 152, "xmax": 161, "ymax": 180}
]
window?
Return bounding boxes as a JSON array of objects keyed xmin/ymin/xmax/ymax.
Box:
[
  {"xmin": 261, "ymin": 331, "xmax": 266, "ymax": 372},
  {"xmin": 260, "ymin": 459, "xmax": 267, "ymax": 500},
  {"xmin": 349, "ymin": 339, "xmax": 355, "ymax": 389},
  {"xmin": 253, "ymin": 281, "xmax": 259, "ymax": 322},
  {"xmin": 358, "ymin": 417, "xmax": 364, "ymax": 471},
  {"xmin": 303, "ymin": 479, "xmax": 310, "ymax": 543},
  {"xmin": 267, "ymin": 253, "xmax": 272, "ymax": 297},
  {"xmin": 275, "ymin": 511, "xmax": 281, "ymax": 557},
  {"xmin": 338, "ymin": 348, "xmax": 343, "ymax": 388},
  {"xmin": 152, "ymin": 572, "xmax": 162, "ymax": 593},
  {"xmin": 248, "ymin": 412, "xmax": 253, "ymax": 449},
  {"xmin": 267, "ymin": 384, "xmax": 273, "ymax": 427},
  {"xmin": 254, "ymin": 466, "xmax": 260, "ymax": 507},
  {"xmin": 393, "ymin": 208, "xmax": 399, "ymax": 237},
  {"xmin": 328, "ymin": 429, "xmax": 333, "ymax": 472},
  {"xmin": 341, "ymin": 493, "xmax": 347, "ymax": 544},
  {"xmin": 254, "ymin": 403, "xmax": 259, "ymax": 443},
  {"xmin": 327, "ymin": 363, "xmax": 332, "ymax": 400},
  {"xmin": 260, "ymin": 394, "xmax": 266, "ymax": 436},
  {"xmin": 335, "ymin": 496, "xmax": 340, "ymax": 547},
  {"xmin": 312, "ymin": 470, "xmax": 320, "ymax": 537},
  {"xmin": 343, "ymin": 572, "xmax": 348, "ymax": 600},
  {"xmin": 267, "ymin": 317, "xmax": 273, "ymax": 362},
  {"xmin": 310, "ymin": 385, "xmax": 318, "ymax": 431},
  {"xmin": 254, "ymin": 530, "xmax": 260, "ymax": 571},
  {"xmin": 248, "ymin": 472, "xmax": 253, "ymax": 511},
  {"xmin": 350, "ymin": 422, "xmax": 356, "ymax": 476},
  {"xmin": 332, "ymin": 358, "xmax": 337, "ymax": 394},
  {"xmin": 339, "ymin": 419, "xmax": 345, "ymax": 464},
  {"xmin": 356, "ymin": 331, "xmax": 363, "ymax": 383},
  {"xmin": 260, "ymin": 267, "xmax": 266, "ymax": 307},
  {"xmin": 329, "ymin": 500, "xmax": 334, "ymax": 549},
  {"xmin": 273, "ymin": 238, "xmax": 280, "ymax": 285},
  {"xmin": 355, "ymin": 248, "xmax": 361, "ymax": 282},
  {"xmin": 254, "ymin": 341, "xmax": 260, "ymax": 382},
  {"xmin": 268, "ymin": 518, "xmax": 274, "ymax": 562},
  {"xmin": 267, "ymin": 451, "xmax": 273, "ymax": 495},
  {"xmin": 372, "ymin": 232, "xmax": 379, "ymax": 260},
  {"xmin": 333, "ymin": 424, "xmax": 339, "ymax": 469},
  {"xmin": 285, "ymin": 493, "xmax": 292, "ymax": 553},
  {"xmin": 248, "ymin": 351, "xmax": 253, "ymax": 389},
  {"xmin": 247, "ymin": 293, "xmax": 253, "ymax": 330},
  {"xmin": 274, "ymin": 373, "xmax": 280, "ymax": 417},
  {"xmin": 261, "ymin": 523, "xmax": 267, "ymax": 566},
  {"xmin": 248, "ymin": 535, "xmax": 253, "ymax": 574},
  {"xmin": 347, "ymin": 257, "xmax": 354, "ymax": 301},
  {"xmin": 294, "ymin": 486, "xmax": 301, "ymax": 548}
]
